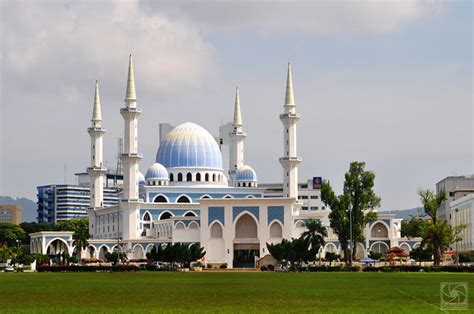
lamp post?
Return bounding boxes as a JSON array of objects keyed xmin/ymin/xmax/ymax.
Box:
[
  {"xmin": 349, "ymin": 203, "xmax": 353, "ymax": 267},
  {"xmin": 455, "ymin": 208, "xmax": 459, "ymax": 266}
]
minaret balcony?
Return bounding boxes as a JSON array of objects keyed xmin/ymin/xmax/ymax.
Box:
[
  {"xmin": 120, "ymin": 152, "xmax": 143, "ymax": 161},
  {"xmin": 279, "ymin": 156, "xmax": 302, "ymax": 165},
  {"xmin": 87, "ymin": 166, "xmax": 107, "ymax": 174},
  {"xmin": 87, "ymin": 127, "xmax": 106, "ymax": 134},
  {"xmin": 279, "ymin": 112, "xmax": 300, "ymax": 121},
  {"xmin": 120, "ymin": 107, "xmax": 142, "ymax": 117}
]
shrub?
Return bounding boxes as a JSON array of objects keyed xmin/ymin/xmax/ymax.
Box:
[
  {"xmin": 219, "ymin": 263, "xmax": 227, "ymax": 269},
  {"xmin": 260, "ymin": 265, "xmax": 268, "ymax": 272},
  {"xmin": 267, "ymin": 264, "xmax": 275, "ymax": 271}
]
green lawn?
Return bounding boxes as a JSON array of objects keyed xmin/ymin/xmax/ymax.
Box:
[{"xmin": 0, "ymin": 272, "xmax": 472, "ymax": 313}]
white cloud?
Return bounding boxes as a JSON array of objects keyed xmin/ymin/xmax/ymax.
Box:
[{"xmin": 143, "ymin": 0, "xmax": 442, "ymax": 35}]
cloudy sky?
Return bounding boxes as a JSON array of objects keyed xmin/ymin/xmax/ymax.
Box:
[{"xmin": 1, "ymin": 0, "xmax": 472, "ymax": 211}]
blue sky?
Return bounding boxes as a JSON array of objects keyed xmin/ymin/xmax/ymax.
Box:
[{"xmin": 1, "ymin": 0, "xmax": 472, "ymax": 211}]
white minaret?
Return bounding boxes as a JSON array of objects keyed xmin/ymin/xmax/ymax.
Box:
[
  {"xmin": 120, "ymin": 55, "xmax": 142, "ymax": 201},
  {"xmin": 228, "ymin": 87, "xmax": 246, "ymax": 185},
  {"xmin": 279, "ymin": 63, "xmax": 301, "ymax": 198},
  {"xmin": 87, "ymin": 81, "xmax": 107, "ymax": 208}
]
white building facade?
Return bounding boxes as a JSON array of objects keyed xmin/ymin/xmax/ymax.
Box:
[{"xmin": 31, "ymin": 58, "xmax": 414, "ymax": 267}]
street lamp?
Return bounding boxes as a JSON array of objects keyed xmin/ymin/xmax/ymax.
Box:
[
  {"xmin": 349, "ymin": 203, "xmax": 353, "ymax": 267},
  {"xmin": 455, "ymin": 208, "xmax": 459, "ymax": 266}
]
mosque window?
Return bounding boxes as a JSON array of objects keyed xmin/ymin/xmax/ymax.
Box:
[
  {"xmin": 186, "ymin": 173, "xmax": 192, "ymax": 181},
  {"xmin": 160, "ymin": 212, "xmax": 172, "ymax": 220},
  {"xmin": 184, "ymin": 211, "xmax": 196, "ymax": 217},
  {"xmin": 212, "ymin": 174, "xmax": 216, "ymax": 182},
  {"xmin": 205, "ymin": 173, "xmax": 210, "ymax": 181},
  {"xmin": 178, "ymin": 173, "xmax": 183, "ymax": 181},
  {"xmin": 154, "ymin": 195, "xmax": 168, "ymax": 203},
  {"xmin": 169, "ymin": 173, "xmax": 174, "ymax": 181},
  {"xmin": 196, "ymin": 173, "xmax": 201, "ymax": 181},
  {"xmin": 177, "ymin": 195, "xmax": 191, "ymax": 203}
]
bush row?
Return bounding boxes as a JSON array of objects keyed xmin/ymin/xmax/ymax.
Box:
[
  {"xmin": 303, "ymin": 265, "xmax": 474, "ymax": 273},
  {"xmin": 37, "ymin": 265, "xmax": 139, "ymax": 272}
]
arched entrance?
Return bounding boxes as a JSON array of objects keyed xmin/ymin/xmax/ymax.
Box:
[{"xmin": 233, "ymin": 213, "xmax": 259, "ymax": 268}]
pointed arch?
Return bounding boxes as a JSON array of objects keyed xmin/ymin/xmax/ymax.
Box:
[
  {"xmin": 188, "ymin": 221, "xmax": 199, "ymax": 229},
  {"xmin": 169, "ymin": 173, "xmax": 174, "ymax": 181},
  {"xmin": 153, "ymin": 194, "xmax": 169, "ymax": 203},
  {"xmin": 200, "ymin": 194, "xmax": 212, "ymax": 199},
  {"xmin": 269, "ymin": 220, "xmax": 283, "ymax": 238},
  {"xmin": 177, "ymin": 173, "xmax": 183, "ymax": 181},
  {"xmin": 205, "ymin": 173, "xmax": 209, "ymax": 181},
  {"xmin": 184, "ymin": 211, "xmax": 197, "ymax": 217},
  {"xmin": 210, "ymin": 221, "xmax": 223, "ymax": 238},
  {"xmin": 175, "ymin": 221, "xmax": 186, "ymax": 229},
  {"xmin": 176, "ymin": 194, "xmax": 192, "ymax": 203},
  {"xmin": 223, "ymin": 194, "xmax": 234, "ymax": 199},
  {"xmin": 235, "ymin": 212, "xmax": 258, "ymax": 239},
  {"xmin": 196, "ymin": 173, "xmax": 201, "ymax": 181},
  {"xmin": 186, "ymin": 172, "xmax": 192, "ymax": 181},
  {"xmin": 159, "ymin": 211, "xmax": 173, "ymax": 220},
  {"xmin": 371, "ymin": 221, "xmax": 389, "ymax": 238}
]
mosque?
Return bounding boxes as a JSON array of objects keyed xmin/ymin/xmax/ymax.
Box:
[{"xmin": 30, "ymin": 56, "xmax": 420, "ymax": 268}]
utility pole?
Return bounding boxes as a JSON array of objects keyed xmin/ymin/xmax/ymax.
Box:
[{"xmin": 349, "ymin": 203, "xmax": 353, "ymax": 267}]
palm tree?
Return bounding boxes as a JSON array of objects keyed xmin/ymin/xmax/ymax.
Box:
[
  {"xmin": 72, "ymin": 220, "xmax": 90, "ymax": 264},
  {"xmin": 301, "ymin": 219, "xmax": 328, "ymax": 258}
]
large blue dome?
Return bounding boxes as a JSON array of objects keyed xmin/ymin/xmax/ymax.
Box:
[{"xmin": 156, "ymin": 122, "xmax": 223, "ymax": 169}]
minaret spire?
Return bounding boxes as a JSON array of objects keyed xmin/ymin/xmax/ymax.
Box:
[
  {"xmin": 125, "ymin": 54, "xmax": 137, "ymax": 101},
  {"xmin": 279, "ymin": 62, "xmax": 301, "ymax": 198},
  {"xmin": 228, "ymin": 87, "xmax": 247, "ymax": 186},
  {"xmin": 285, "ymin": 62, "xmax": 295, "ymax": 107},
  {"xmin": 92, "ymin": 81, "xmax": 102, "ymax": 122},
  {"xmin": 87, "ymin": 81, "xmax": 107, "ymax": 211},
  {"xmin": 233, "ymin": 87, "xmax": 242, "ymax": 126}
]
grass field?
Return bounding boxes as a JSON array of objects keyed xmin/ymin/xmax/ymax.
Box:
[{"xmin": 0, "ymin": 272, "xmax": 473, "ymax": 313}]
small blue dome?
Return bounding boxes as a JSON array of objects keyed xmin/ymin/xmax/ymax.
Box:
[
  {"xmin": 156, "ymin": 122, "xmax": 223, "ymax": 170},
  {"xmin": 235, "ymin": 165, "xmax": 257, "ymax": 182},
  {"xmin": 137, "ymin": 171, "xmax": 146, "ymax": 185},
  {"xmin": 145, "ymin": 163, "xmax": 169, "ymax": 180}
]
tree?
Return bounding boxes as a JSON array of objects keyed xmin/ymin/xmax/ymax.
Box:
[
  {"xmin": 19, "ymin": 222, "xmax": 53, "ymax": 244},
  {"xmin": 401, "ymin": 216, "xmax": 429, "ymax": 238},
  {"xmin": 0, "ymin": 222, "xmax": 26, "ymax": 247},
  {"xmin": 321, "ymin": 162, "xmax": 380, "ymax": 264},
  {"xmin": 410, "ymin": 246, "xmax": 433, "ymax": 266},
  {"xmin": 417, "ymin": 189, "xmax": 465, "ymax": 266},
  {"xmin": 267, "ymin": 237, "xmax": 317, "ymax": 271},
  {"xmin": 53, "ymin": 218, "xmax": 89, "ymax": 262},
  {"xmin": 300, "ymin": 219, "xmax": 327, "ymax": 257}
]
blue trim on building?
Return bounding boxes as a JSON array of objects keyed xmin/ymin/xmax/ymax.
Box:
[
  {"xmin": 268, "ymin": 206, "xmax": 284, "ymax": 225},
  {"xmin": 233, "ymin": 206, "xmax": 259, "ymax": 221},
  {"xmin": 208, "ymin": 207, "xmax": 225, "ymax": 226}
]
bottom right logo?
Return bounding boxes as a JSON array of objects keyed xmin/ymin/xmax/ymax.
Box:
[{"xmin": 440, "ymin": 282, "xmax": 468, "ymax": 310}]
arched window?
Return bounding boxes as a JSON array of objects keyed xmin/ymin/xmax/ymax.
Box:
[
  {"xmin": 175, "ymin": 222, "xmax": 185, "ymax": 229},
  {"xmin": 205, "ymin": 173, "xmax": 209, "ymax": 181},
  {"xmin": 269, "ymin": 222, "xmax": 283, "ymax": 238},
  {"xmin": 210, "ymin": 222, "xmax": 223, "ymax": 238},
  {"xmin": 177, "ymin": 173, "xmax": 183, "ymax": 181},
  {"xmin": 235, "ymin": 214, "xmax": 257, "ymax": 238},
  {"xmin": 176, "ymin": 195, "xmax": 191, "ymax": 203},
  {"xmin": 212, "ymin": 174, "xmax": 216, "ymax": 182},
  {"xmin": 186, "ymin": 172, "xmax": 192, "ymax": 181},
  {"xmin": 184, "ymin": 211, "xmax": 196, "ymax": 217},
  {"xmin": 196, "ymin": 173, "xmax": 201, "ymax": 181},
  {"xmin": 160, "ymin": 212, "xmax": 172, "ymax": 220},
  {"xmin": 169, "ymin": 173, "xmax": 174, "ymax": 181},
  {"xmin": 189, "ymin": 222, "xmax": 199, "ymax": 229},
  {"xmin": 200, "ymin": 195, "xmax": 211, "ymax": 199},
  {"xmin": 154, "ymin": 195, "xmax": 168, "ymax": 203},
  {"xmin": 143, "ymin": 212, "xmax": 151, "ymax": 221},
  {"xmin": 371, "ymin": 222, "xmax": 389, "ymax": 238}
]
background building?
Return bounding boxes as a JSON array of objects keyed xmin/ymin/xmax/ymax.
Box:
[
  {"xmin": 436, "ymin": 175, "xmax": 474, "ymax": 221},
  {"xmin": 449, "ymin": 193, "xmax": 474, "ymax": 253},
  {"xmin": 37, "ymin": 180, "xmax": 120, "ymax": 224},
  {"xmin": 0, "ymin": 204, "xmax": 22, "ymax": 224}
]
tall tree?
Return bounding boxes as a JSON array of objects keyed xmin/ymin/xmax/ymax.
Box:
[
  {"xmin": 401, "ymin": 216, "xmax": 428, "ymax": 238},
  {"xmin": 417, "ymin": 189, "xmax": 465, "ymax": 266},
  {"xmin": 321, "ymin": 162, "xmax": 380, "ymax": 264}
]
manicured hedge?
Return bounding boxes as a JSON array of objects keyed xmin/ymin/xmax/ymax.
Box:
[
  {"xmin": 304, "ymin": 265, "xmax": 474, "ymax": 273},
  {"xmin": 37, "ymin": 265, "xmax": 139, "ymax": 272}
]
